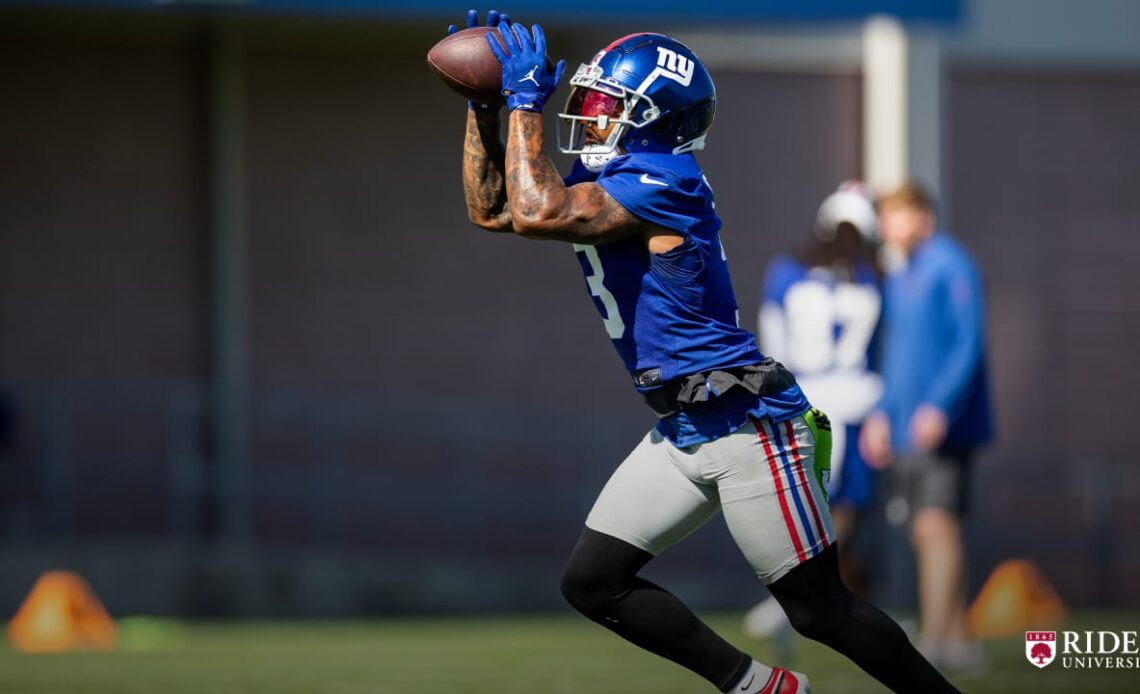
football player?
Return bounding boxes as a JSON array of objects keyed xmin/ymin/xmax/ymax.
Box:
[
  {"xmin": 744, "ymin": 182, "xmax": 884, "ymax": 639},
  {"xmin": 455, "ymin": 11, "xmax": 958, "ymax": 693}
]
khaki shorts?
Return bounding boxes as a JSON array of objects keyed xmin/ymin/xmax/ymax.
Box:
[{"xmin": 585, "ymin": 410, "xmax": 836, "ymax": 584}]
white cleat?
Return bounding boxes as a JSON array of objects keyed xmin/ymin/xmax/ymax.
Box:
[
  {"xmin": 742, "ymin": 598, "xmax": 792, "ymax": 640},
  {"xmin": 755, "ymin": 666, "xmax": 810, "ymax": 694}
]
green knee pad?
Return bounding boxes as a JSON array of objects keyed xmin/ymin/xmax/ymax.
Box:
[{"xmin": 804, "ymin": 408, "xmax": 832, "ymax": 502}]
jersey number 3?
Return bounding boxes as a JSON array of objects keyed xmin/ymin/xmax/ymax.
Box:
[{"xmin": 574, "ymin": 244, "xmax": 626, "ymax": 339}]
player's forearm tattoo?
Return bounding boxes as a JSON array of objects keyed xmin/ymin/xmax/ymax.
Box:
[
  {"xmin": 504, "ymin": 111, "xmax": 640, "ymax": 244},
  {"xmin": 505, "ymin": 112, "xmax": 566, "ymax": 221},
  {"xmin": 461, "ymin": 110, "xmax": 513, "ymax": 232}
]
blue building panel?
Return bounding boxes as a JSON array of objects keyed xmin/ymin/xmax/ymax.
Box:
[{"xmin": 0, "ymin": 0, "xmax": 962, "ymax": 23}]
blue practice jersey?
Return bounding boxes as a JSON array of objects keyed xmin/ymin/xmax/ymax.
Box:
[
  {"xmin": 760, "ymin": 256, "xmax": 883, "ymax": 507},
  {"xmin": 760, "ymin": 256, "xmax": 882, "ymax": 386},
  {"xmin": 564, "ymin": 152, "xmax": 809, "ymax": 446}
]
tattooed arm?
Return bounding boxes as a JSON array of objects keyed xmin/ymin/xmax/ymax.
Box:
[
  {"xmin": 462, "ymin": 109, "xmax": 513, "ymax": 232},
  {"xmin": 503, "ymin": 111, "xmax": 656, "ymax": 245}
]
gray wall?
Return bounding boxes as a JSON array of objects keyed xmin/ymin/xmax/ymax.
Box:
[
  {"xmin": 1, "ymin": 8, "xmax": 1137, "ymax": 615},
  {"xmin": 948, "ymin": 67, "xmax": 1140, "ymax": 605},
  {"xmin": 0, "ymin": 11, "xmax": 862, "ymax": 614}
]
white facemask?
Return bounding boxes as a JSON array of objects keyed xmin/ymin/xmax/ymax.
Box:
[{"xmin": 579, "ymin": 144, "xmax": 621, "ymax": 173}]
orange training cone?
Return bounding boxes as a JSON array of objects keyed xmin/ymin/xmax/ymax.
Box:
[
  {"xmin": 967, "ymin": 559, "xmax": 1067, "ymax": 638},
  {"xmin": 6, "ymin": 571, "xmax": 118, "ymax": 652}
]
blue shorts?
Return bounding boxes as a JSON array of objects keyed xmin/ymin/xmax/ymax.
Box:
[{"xmin": 829, "ymin": 423, "xmax": 875, "ymax": 510}]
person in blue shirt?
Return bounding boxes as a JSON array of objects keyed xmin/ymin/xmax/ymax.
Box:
[
  {"xmin": 860, "ymin": 181, "xmax": 993, "ymax": 674},
  {"xmin": 456, "ymin": 11, "xmax": 956, "ymax": 693},
  {"xmin": 744, "ymin": 182, "xmax": 885, "ymax": 640}
]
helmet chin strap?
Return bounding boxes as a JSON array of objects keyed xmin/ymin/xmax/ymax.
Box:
[
  {"xmin": 580, "ymin": 145, "xmax": 621, "ymax": 172},
  {"xmin": 579, "ymin": 124, "xmax": 628, "ymax": 172}
]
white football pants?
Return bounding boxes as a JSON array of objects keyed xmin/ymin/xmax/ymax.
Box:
[{"xmin": 585, "ymin": 413, "xmax": 835, "ymax": 584}]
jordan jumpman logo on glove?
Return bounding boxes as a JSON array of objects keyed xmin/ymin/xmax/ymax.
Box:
[{"xmin": 486, "ymin": 23, "xmax": 566, "ymax": 112}]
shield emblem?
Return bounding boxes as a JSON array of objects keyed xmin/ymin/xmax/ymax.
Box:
[{"xmin": 1026, "ymin": 631, "xmax": 1057, "ymax": 668}]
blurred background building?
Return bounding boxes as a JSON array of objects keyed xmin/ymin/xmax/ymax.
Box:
[{"xmin": 0, "ymin": 0, "xmax": 1137, "ymax": 617}]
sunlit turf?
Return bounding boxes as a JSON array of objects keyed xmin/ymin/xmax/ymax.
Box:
[{"xmin": 2, "ymin": 612, "xmax": 1137, "ymax": 693}]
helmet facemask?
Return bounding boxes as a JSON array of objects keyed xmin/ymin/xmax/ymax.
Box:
[{"xmin": 557, "ymin": 63, "xmax": 662, "ymax": 172}]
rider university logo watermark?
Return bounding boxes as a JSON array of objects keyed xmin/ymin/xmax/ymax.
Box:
[
  {"xmin": 1024, "ymin": 630, "xmax": 1140, "ymax": 670},
  {"xmin": 1026, "ymin": 631, "xmax": 1057, "ymax": 668}
]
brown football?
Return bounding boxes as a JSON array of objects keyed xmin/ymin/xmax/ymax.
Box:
[
  {"xmin": 426, "ymin": 26, "xmax": 556, "ymax": 106},
  {"xmin": 427, "ymin": 27, "xmax": 509, "ymax": 105}
]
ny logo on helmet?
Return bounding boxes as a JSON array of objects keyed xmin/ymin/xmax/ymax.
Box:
[{"xmin": 654, "ymin": 46, "xmax": 694, "ymax": 87}]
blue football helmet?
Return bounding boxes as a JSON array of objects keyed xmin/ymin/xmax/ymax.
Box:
[{"xmin": 557, "ymin": 33, "xmax": 716, "ymax": 171}]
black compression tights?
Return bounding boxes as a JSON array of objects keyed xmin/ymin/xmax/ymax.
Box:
[
  {"xmin": 560, "ymin": 528, "xmax": 959, "ymax": 693},
  {"xmin": 560, "ymin": 528, "xmax": 751, "ymax": 691}
]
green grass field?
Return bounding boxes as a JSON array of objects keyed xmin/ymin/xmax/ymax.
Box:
[{"xmin": 2, "ymin": 613, "xmax": 1138, "ymax": 693}]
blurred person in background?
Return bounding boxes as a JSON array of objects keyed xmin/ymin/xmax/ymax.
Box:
[
  {"xmin": 860, "ymin": 181, "xmax": 993, "ymax": 675},
  {"xmin": 744, "ymin": 181, "xmax": 884, "ymax": 639}
]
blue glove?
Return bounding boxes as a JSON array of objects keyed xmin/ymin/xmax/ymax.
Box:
[
  {"xmin": 486, "ymin": 23, "xmax": 566, "ymax": 113},
  {"xmin": 448, "ymin": 9, "xmax": 511, "ymax": 112}
]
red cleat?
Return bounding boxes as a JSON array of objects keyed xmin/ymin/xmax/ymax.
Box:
[{"xmin": 756, "ymin": 666, "xmax": 811, "ymax": 694}]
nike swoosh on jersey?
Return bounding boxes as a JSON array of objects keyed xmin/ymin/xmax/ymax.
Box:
[{"xmin": 639, "ymin": 173, "xmax": 668, "ymax": 186}]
